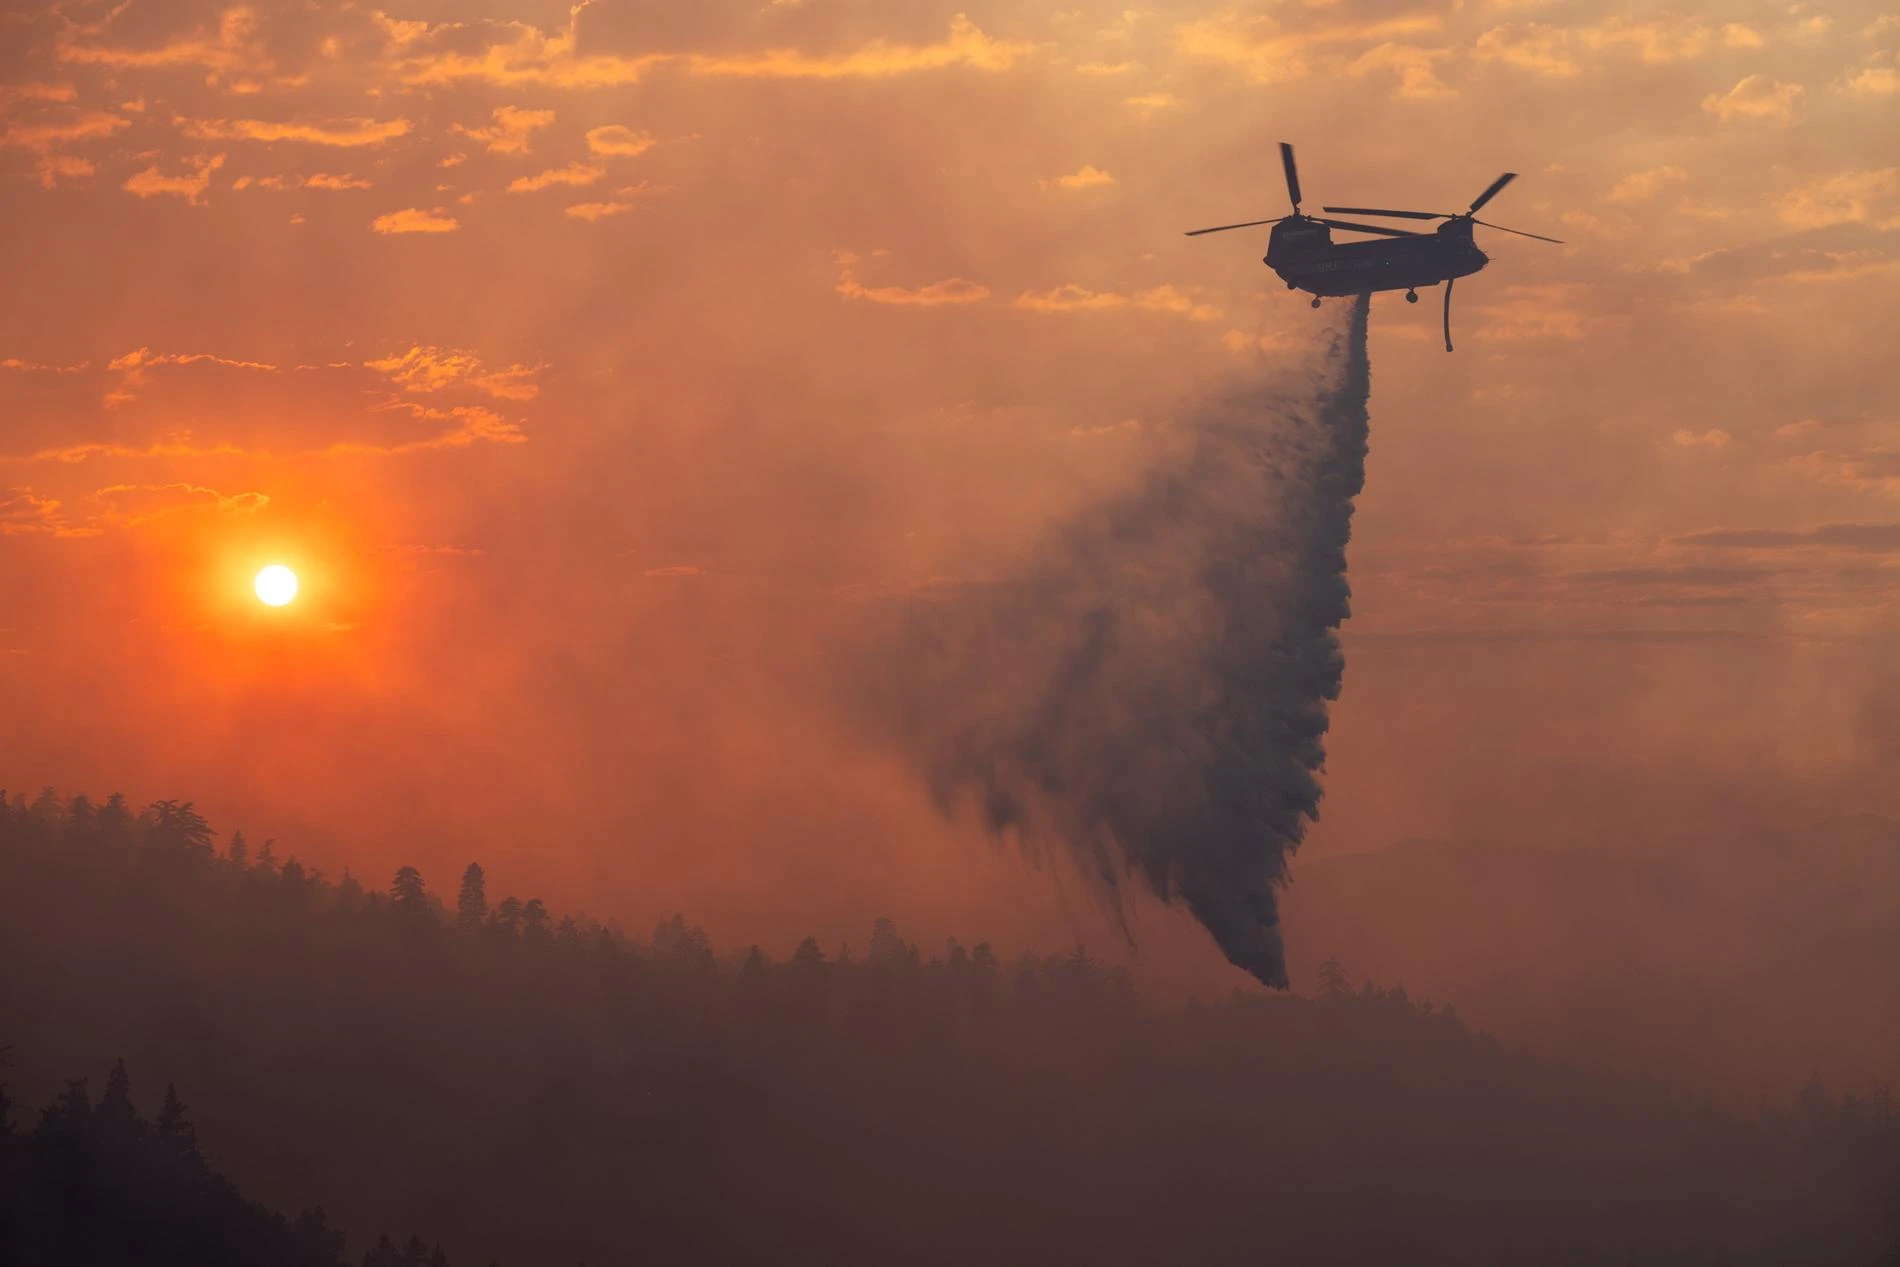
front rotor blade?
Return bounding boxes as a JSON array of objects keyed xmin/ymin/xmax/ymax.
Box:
[
  {"xmin": 1280, "ymin": 142, "xmax": 1302, "ymax": 211},
  {"xmin": 1184, "ymin": 216, "xmax": 1286, "ymax": 236},
  {"xmin": 1468, "ymin": 172, "xmax": 1517, "ymax": 213},
  {"xmin": 1322, "ymin": 205, "xmax": 1446, "ymax": 220},
  {"xmin": 1314, "ymin": 217, "xmax": 1425, "ymax": 238},
  {"xmin": 1472, "ymin": 218, "xmax": 1563, "ymax": 244}
]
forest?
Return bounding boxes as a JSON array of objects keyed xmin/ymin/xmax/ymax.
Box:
[
  {"xmin": 0, "ymin": 1052, "xmax": 469, "ymax": 1266},
  {"xmin": 3, "ymin": 786, "xmax": 1898, "ymax": 1267}
]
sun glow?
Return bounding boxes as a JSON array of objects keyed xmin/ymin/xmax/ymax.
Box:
[{"xmin": 254, "ymin": 564, "xmax": 299, "ymax": 607}]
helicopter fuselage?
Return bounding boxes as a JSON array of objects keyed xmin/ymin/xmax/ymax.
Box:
[{"xmin": 1264, "ymin": 216, "xmax": 1488, "ymax": 297}]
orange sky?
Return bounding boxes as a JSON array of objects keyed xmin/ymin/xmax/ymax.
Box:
[{"xmin": 3, "ymin": 0, "xmax": 1898, "ymax": 985}]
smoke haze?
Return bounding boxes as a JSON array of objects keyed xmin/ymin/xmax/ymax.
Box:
[{"xmin": 861, "ymin": 297, "xmax": 1371, "ymax": 986}]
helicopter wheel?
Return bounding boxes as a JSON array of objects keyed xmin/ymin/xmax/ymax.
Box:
[
  {"xmin": 1309, "ymin": 297, "xmax": 1322, "ymax": 309},
  {"xmin": 1405, "ymin": 289, "xmax": 1419, "ymax": 304}
]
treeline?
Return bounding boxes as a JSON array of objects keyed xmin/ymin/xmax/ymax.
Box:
[
  {"xmin": 0, "ymin": 1053, "xmax": 478, "ymax": 1267},
  {"xmin": 3, "ymin": 786, "xmax": 1898, "ymax": 1267}
]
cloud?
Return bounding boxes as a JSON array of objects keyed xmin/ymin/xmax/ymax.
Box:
[
  {"xmin": 452, "ymin": 106, "xmax": 555, "ymax": 154},
  {"xmin": 1671, "ymin": 428, "xmax": 1732, "ymax": 449},
  {"xmin": 645, "ymin": 565, "xmax": 707, "ymax": 577},
  {"xmin": 122, "ymin": 154, "xmax": 227, "ymax": 204},
  {"xmin": 1847, "ymin": 66, "xmax": 1900, "ymax": 96},
  {"xmin": 1578, "ymin": 15, "xmax": 1720, "ymax": 62},
  {"xmin": 565, "ymin": 200, "xmax": 632, "ymax": 221},
  {"xmin": 684, "ymin": 16, "xmax": 1032, "ymax": 78},
  {"xmin": 1219, "ymin": 329, "xmax": 1296, "ymax": 353},
  {"xmin": 0, "ymin": 83, "xmax": 77, "ymax": 111},
  {"xmin": 1605, "ymin": 165, "xmax": 1688, "ymax": 203},
  {"xmin": 177, "ymin": 116, "xmax": 412, "ymax": 146},
  {"xmin": 1672, "ymin": 524, "xmax": 1900, "ymax": 551},
  {"xmin": 89, "ymin": 482, "xmax": 270, "ymax": 527},
  {"xmin": 0, "ymin": 436, "xmax": 247, "ymax": 465},
  {"xmin": 57, "ymin": 4, "xmax": 267, "ymax": 77},
  {"xmin": 1176, "ymin": 12, "xmax": 1443, "ymax": 82},
  {"xmin": 1660, "ymin": 241, "xmax": 1900, "ymax": 286},
  {"xmin": 1014, "ymin": 283, "xmax": 1221, "ymax": 321},
  {"xmin": 584, "ymin": 125, "xmax": 653, "ymax": 157},
  {"xmin": 1779, "ymin": 169, "xmax": 1900, "ymax": 230},
  {"xmin": 1469, "ymin": 284, "xmax": 1595, "ymax": 341},
  {"xmin": 96, "ymin": 346, "xmax": 275, "ymax": 407},
  {"xmin": 1702, "ymin": 75, "xmax": 1803, "ymax": 123},
  {"xmin": 1569, "ymin": 564, "xmax": 1760, "ymax": 586},
  {"xmin": 328, "ymin": 404, "xmax": 526, "ymax": 455},
  {"xmin": 1781, "ymin": 449, "xmax": 1900, "ymax": 497},
  {"xmin": 508, "ymin": 163, "xmax": 605, "ymax": 193},
  {"xmin": 0, "ymin": 111, "xmax": 129, "ymax": 152},
  {"xmin": 235, "ymin": 172, "xmax": 373, "ymax": 191},
  {"xmin": 388, "ymin": 12, "xmax": 669, "ymax": 88},
  {"xmin": 365, "ymin": 347, "xmax": 542, "ymax": 400},
  {"xmin": 371, "ymin": 208, "xmax": 459, "ymax": 234},
  {"xmin": 1477, "ymin": 15, "xmax": 1725, "ymax": 77},
  {"xmin": 33, "ymin": 154, "xmax": 95, "ymax": 188},
  {"xmin": 0, "ymin": 487, "xmax": 93, "ymax": 537},
  {"xmin": 384, "ymin": 10, "xmax": 1028, "ymax": 87},
  {"xmin": 1348, "ymin": 43, "xmax": 1456, "ymax": 100},
  {"xmin": 0, "ymin": 358, "xmax": 88, "ymax": 374},
  {"xmin": 1045, "ymin": 164, "xmax": 1115, "ymax": 190},
  {"xmin": 1123, "ymin": 91, "xmax": 1175, "ymax": 110},
  {"xmin": 108, "ymin": 349, "xmax": 277, "ymax": 374},
  {"xmin": 1473, "ymin": 24, "xmax": 1580, "ymax": 76},
  {"xmin": 836, "ymin": 266, "xmax": 990, "ymax": 306},
  {"xmin": 0, "ymin": 110, "xmax": 130, "ymax": 187}
]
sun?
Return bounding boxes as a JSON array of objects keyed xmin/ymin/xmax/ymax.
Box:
[{"xmin": 254, "ymin": 564, "xmax": 299, "ymax": 607}]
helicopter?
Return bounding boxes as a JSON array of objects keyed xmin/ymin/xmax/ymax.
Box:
[{"xmin": 1185, "ymin": 143, "xmax": 1562, "ymax": 351}]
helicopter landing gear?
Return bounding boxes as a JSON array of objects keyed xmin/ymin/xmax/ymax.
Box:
[
  {"xmin": 1405, "ymin": 289, "xmax": 1419, "ymax": 304},
  {"xmin": 1310, "ymin": 297, "xmax": 1322, "ymax": 309}
]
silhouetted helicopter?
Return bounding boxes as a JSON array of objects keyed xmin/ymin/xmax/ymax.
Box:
[{"xmin": 1185, "ymin": 142, "xmax": 1562, "ymax": 351}]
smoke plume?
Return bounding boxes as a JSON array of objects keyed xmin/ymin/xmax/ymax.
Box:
[{"xmin": 860, "ymin": 295, "xmax": 1372, "ymax": 987}]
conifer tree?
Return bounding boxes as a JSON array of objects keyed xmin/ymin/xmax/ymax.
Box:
[
  {"xmin": 392, "ymin": 866, "xmax": 429, "ymax": 922},
  {"xmin": 456, "ymin": 863, "xmax": 489, "ymax": 930},
  {"xmin": 156, "ymin": 1082, "xmax": 200, "ymax": 1164}
]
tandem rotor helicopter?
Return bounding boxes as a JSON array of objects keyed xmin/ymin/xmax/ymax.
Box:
[{"xmin": 1186, "ymin": 142, "xmax": 1563, "ymax": 352}]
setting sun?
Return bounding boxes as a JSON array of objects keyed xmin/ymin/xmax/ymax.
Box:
[{"xmin": 254, "ymin": 565, "xmax": 299, "ymax": 607}]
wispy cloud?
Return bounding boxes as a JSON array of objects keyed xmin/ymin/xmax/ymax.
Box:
[
  {"xmin": 122, "ymin": 153, "xmax": 227, "ymax": 204},
  {"xmin": 1702, "ymin": 75, "xmax": 1804, "ymax": 123},
  {"xmin": 508, "ymin": 163, "xmax": 605, "ymax": 193},
  {"xmin": 452, "ymin": 106, "xmax": 554, "ymax": 154},
  {"xmin": 584, "ymin": 125, "xmax": 653, "ymax": 157},
  {"xmin": 1044, "ymin": 164, "xmax": 1115, "ymax": 190},
  {"xmin": 176, "ymin": 116, "xmax": 412, "ymax": 146},
  {"xmin": 366, "ymin": 347, "xmax": 542, "ymax": 400},
  {"xmin": 1014, "ymin": 283, "xmax": 1219, "ymax": 321},
  {"xmin": 371, "ymin": 207, "xmax": 459, "ymax": 234}
]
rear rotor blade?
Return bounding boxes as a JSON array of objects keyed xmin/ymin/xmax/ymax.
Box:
[
  {"xmin": 1472, "ymin": 218, "xmax": 1563, "ymax": 244},
  {"xmin": 1184, "ymin": 216, "xmax": 1286, "ymax": 236},
  {"xmin": 1468, "ymin": 172, "xmax": 1517, "ymax": 213},
  {"xmin": 1314, "ymin": 217, "xmax": 1425, "ymax": 238},
  {"xmin": 1322, "ymin": 205, "xmax": 1446, "ymax": 220},
  {"xmin": 1280, "ymin": 142, "xmax": 1302, "ymax": 212}
]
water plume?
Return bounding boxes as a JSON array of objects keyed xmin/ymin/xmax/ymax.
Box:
[{"xmin": 862, "ymin": 294, "xmax": 1372, "ymax": 987}]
